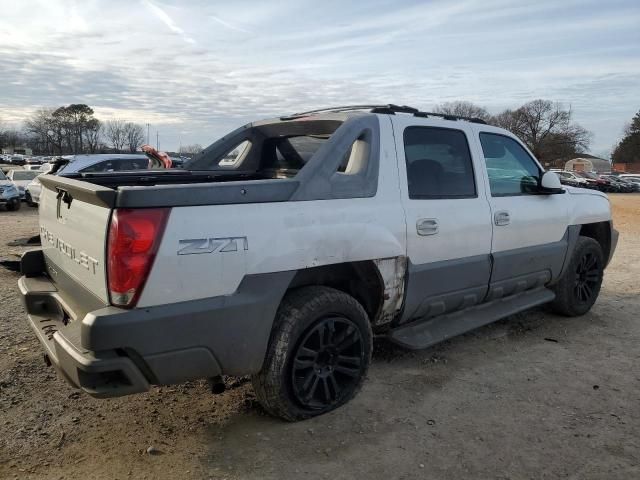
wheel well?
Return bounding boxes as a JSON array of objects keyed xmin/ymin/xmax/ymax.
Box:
[
  {"xmin": 579, "ymin": 221, "xmax": 611, "ymax": 261},
  {"xmin": 288, "ymin": 261, "xmax": 384, "ymax": 321}
]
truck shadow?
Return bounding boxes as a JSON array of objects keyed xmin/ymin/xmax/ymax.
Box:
[{"xmin": 197, "ymin": 304, "xmax": 609, "ymax": 479}]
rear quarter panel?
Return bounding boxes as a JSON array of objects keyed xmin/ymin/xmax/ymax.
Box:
[{"xmin": 138, "ymin": 116, "xmax": 407, "ymax": 307}]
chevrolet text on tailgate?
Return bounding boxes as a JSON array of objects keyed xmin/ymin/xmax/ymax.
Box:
[{"xmin": 19, "ymin": 104, "xmax": 618, "ymax": 421}]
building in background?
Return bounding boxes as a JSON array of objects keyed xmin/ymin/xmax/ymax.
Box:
[
  {"xmin": 564, "ymin": 154, "xmax": 611, "ymax": 173},
  {"xmin": 612, "ymin": 162, "xmax": 640, "ymax": 174},
  {"xmin": 2, "ymin": 146, "xmax": 33, "ymax": 156}
]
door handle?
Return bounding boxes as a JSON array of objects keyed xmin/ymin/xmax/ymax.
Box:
[
  {"xmin": 417, "ymin": 218, "xmax": 439, "ymax": 236},
  {"xmin": 494, "ymin": 211, "xmax": 510, "ymax": 226}
]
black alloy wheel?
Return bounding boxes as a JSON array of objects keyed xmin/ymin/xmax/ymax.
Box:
[
  {"xmin": 550, "ymin": 236, "xmax": 604, "ymax": 317},
  {"xmin": 290, "ymin": 316, "xmax": 365, "ymax": 410},
  {"xmin": 574, "ymin": 251, "xmax": 601, "ymax": 304}
]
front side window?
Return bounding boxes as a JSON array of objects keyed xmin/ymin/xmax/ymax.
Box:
[
  {"xmin": 403, "ymin": 127, "xmax": 476, "ymax": 199},
  {"xmin": 479, "ymin": 133, "xmax": 540, "ymax": 196}
]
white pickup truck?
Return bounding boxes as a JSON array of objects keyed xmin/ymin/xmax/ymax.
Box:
[{"xmin": 19, "ymin": 104, "xmax": 617, "ymax": 421}]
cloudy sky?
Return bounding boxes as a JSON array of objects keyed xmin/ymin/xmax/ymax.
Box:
[{"xmin": 1, "ymin": 0, "xmax": 639, "ymax": 156}]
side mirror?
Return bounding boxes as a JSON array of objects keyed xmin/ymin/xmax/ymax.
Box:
[{"xmin": 539, "ymin": 171, "xmax": 564, "ymax": 194}]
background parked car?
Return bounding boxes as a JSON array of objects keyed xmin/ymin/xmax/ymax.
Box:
[
  {"xmin": 24, "ymin": 155, "xmax": 150, "ymax": 207},
  {"xmin": 602, "ymin": 175, "xmax": 638, "ymax": 192},
  {"xmin": 617, "ymin": 177, "xmax": 640, "ymax": 192},
  {"xmin": 24, "ymin": 163, "xmax": 54, "ymax": 207},
  {"xmin": 555, "ymin": 170, "xmax": 590, "ymax": 188},
  {"xmin": 55, "ymin": 154, "xmax": 150, "ymax": 175},
  {"xmin": 619, "ymin": 174, "xmax": 640, "ymax": 185},
  {"xmin": 0, "ymin": 169, "xmax": 21, "ymax": 210},
  {"xmin": 6, "ymin": 169, "xmax": 39, "ymax": 199},
  {"xmin": 24, "ymin": 175, "xmax": 42, "ymax": 207},
  {"xmin": 23, "ymin": 157, "xmax": 40, "ymax": 165},
  {"xmin": 572, "ymin": 171, "xmax": 613, "ymax": 191}
]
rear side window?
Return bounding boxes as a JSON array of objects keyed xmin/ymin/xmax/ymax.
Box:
[
  {"xmin": 218, "ymin": 140, "xmax": 250, "ymax": 166},
  {"xmin": 403, "ymin": 127, "xmax": 476, "ymax": 199},
  {"xmin": 262, "ymin": 136, "xmax": 329, "ymax": 174},
  {"xmin": 479, "ymin": 133, "xmax": 541, "ymax": 196}
]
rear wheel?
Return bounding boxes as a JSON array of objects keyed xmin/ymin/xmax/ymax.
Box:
[
  {"xmin": 252, "ymin": 286, "xmax": 372, "ymax": 421},
  {"xmin": 550, "ymin": 236, "xmax": 604, "ymax": 316}
]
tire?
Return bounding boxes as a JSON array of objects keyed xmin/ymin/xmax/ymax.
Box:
[
  {"xmin": 25, "ymin": 192, "xmax": 37, "ymax": 207},
  {"xmin": 549, "ymin": 236, "xmax": 604, "ymax": 316},
  {"xmin": 6, "ymin": 199, "xmax": 21, "ymax": 211},
  {"xmin": 252, "ymin": 286, "xmax": 372, "ymax": 421}
]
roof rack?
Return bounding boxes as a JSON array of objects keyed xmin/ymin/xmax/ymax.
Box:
[
  {"xmin": 280, "ymin": 104, "xmax": 487, "ymax": 124},
  {"xmin": 280, "ymin": 104, "xmax": 408, "ymax": 120},
  {"xmin": 414, "ymin": 111, "xmax": 487, "ymax": 124}
]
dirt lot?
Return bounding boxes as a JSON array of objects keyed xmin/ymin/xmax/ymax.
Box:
[{"xmin": 0, "ymin": 195, "xmax": 638, "ymax": 480}]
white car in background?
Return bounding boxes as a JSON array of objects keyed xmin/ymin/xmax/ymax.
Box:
[
  {"xmin": 6, "ymin": 169, "xmax": 39, "ymax": 200},
  {"xmin": 24, "ymin": 163, "xmax": 54, "ymax": 207}
]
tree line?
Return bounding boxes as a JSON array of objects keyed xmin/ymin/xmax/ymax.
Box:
[
  {"xmin": 4, "ymin": 100, "xmax": 634, "ymax": 166},
  {"xmin": 0, "ymin": 104, "xmax": 146, "ymax": 155},
  {"xmin": 611, "ymin": 109, "xmax": 640, "ymax": 166}
]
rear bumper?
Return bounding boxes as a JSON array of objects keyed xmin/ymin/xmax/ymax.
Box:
[{"xmin": 18, "ymin": 251, "xmax": 293, "ymax": 398}]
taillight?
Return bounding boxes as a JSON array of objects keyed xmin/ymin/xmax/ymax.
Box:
[{"xmin": 107, "ymin": 208, "xmax": 170, "ymax": 308}]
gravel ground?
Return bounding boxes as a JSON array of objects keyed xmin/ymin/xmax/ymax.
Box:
[{"xmin": 0, "ymin": 195, "xmax": 638, "ymax": 479}]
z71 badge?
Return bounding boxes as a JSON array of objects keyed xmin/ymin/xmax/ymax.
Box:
[{"xmin": 177, "ymin": 236, "xmax": 248, "ymax": 255}]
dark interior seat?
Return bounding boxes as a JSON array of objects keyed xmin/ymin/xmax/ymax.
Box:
[{"xmin": 408, "ymin": 159, "xmax": 443, "ymax": 197}]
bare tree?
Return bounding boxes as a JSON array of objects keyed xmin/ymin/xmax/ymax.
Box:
[
  {"xmin": 179, "ymin": 144, "xmax": 203, "ymax": 156},
  {"xmin": 123, "ymin": 122, "xmax": 145, "ymax": 152},
  {"xmin": 490, "ymin": 100, "xmax": 591, "ymax": 162},
  {"xmin": 24, "ymin": 108, "xmax": 57, "ymax": 154},
  {"xmin": 24, "ymin": 105, "xmax": 100, "ymax": 155},
  {"xmin": 84, "ymin": 119, "xmax": 102, "ymax": 153},
  {"xmin": 104, "ymin": 119, "xmax": 127, "ymax": 152},
  {"xmin": 433, "ymin": 101, "xmax": 491, "ymax": 121}
]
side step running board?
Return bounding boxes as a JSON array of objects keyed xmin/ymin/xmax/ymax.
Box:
[{"xmin": 389, "ymin": 287, "xmax": 555, "ymax": 350}]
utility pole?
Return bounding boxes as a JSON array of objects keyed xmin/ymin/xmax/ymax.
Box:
[
  {"xmin": 156, "ymin": 131, "xmax": 159, "ymax": 150},
  {"xmin": 146, "ymin": 123, "xmax": 150, "ymax": 144}
]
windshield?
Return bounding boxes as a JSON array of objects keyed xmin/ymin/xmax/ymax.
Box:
[
  {"xmin": 0, "ymin": 170, "xmax": 6, "ymax": 180},
  {"xmin": 11, "ymin": 171, "xmax": 38, "ymax": 181}
]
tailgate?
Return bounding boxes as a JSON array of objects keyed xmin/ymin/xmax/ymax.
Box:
[{"xmin": 39, "ymin": 175, "xmax": 116, "ymax": 304}]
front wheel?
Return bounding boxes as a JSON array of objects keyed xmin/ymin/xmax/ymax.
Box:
[
  {"xmin": 550, "ymin": 236, "xmax": 604, "ymax": 316},
  {"xmin": 25, "ymin": 192, "xmax": 37, "ymax": 207},
  {"xmin": 252, "ymin": 286, "xmax": 372, "ymax": 421}
]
